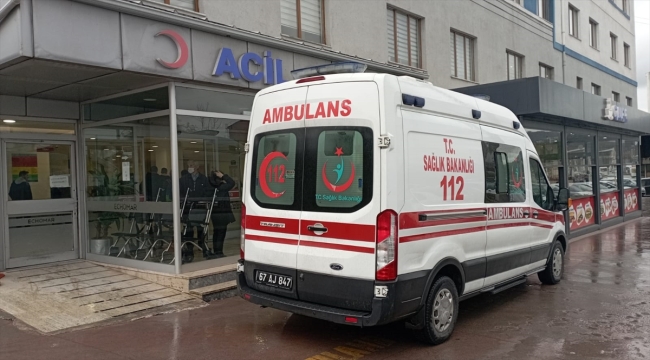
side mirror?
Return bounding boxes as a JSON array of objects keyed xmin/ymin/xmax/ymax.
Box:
[{"xmin": 556, "ymin": 188, "xmax": 570, "ymax": 211}]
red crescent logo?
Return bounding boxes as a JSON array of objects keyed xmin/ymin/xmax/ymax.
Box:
[
  {"xmin": 259, "ymin": 151, "xmax": 287, "ymax": 199},
  {"xmin": 155, "ymin": 30, "xmax": 189, "ymax": 69},
  {"xmin": 321, "ymin": 161, "xmax": 355, "ymax": 193}
]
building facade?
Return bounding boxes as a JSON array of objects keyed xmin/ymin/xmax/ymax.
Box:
[{"xmin": 0, "ymin": 0, "xmax": 647, "ymax": 276}]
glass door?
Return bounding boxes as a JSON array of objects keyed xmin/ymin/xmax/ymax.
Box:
[{"xmin": 2, "ymin": 140, "xmax": 78, "ymax": 268}]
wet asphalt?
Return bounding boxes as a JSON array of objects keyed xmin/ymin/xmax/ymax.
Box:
[{"xmin": 2, "ymin": 203, "xmax": 650, "ymax": 359}]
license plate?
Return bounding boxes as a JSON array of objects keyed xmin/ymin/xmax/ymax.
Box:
[{"xmin": 255, "ymin": 270, "xmax": 293, "ymax": 290}]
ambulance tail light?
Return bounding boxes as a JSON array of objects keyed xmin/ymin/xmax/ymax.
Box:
[
  {"xmin": 240, "ymin": 203, "xmax": 246, "ymax": 259},
  {"xmin": 376, "ymin": 210, "xmax": 398, "ymax": 281}
]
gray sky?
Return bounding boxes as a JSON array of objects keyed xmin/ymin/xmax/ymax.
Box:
[{"xmin": 636, "ymin": 0, "xmax": 649, "ymax": 111}]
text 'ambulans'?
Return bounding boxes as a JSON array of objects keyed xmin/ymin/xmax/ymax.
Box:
[{"xmin": 262, "ymin": 100, "xmax": 352, "ymax": 124}]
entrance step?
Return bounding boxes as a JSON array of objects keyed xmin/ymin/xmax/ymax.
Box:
[
  {"xmin": 189, "ymin": 280, "xmax": 238, "ymax": 302},
  {"xmin": 97, "ymin": 261, "xmax": 238, "ymax": 300}
]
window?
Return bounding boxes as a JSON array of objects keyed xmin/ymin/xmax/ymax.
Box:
[
  {"xmin": 151, "ymin": 0, "xmax": 198, "ymax": 11},
  {"xmin": 610, "ymin": 33, "xmax": 618, "ymax": 60},
  {"xmin": 251, "ymin": 127, "xmax": 373, "ymax": 213},
  {"xmin": 483, "ymin": 142, "xmax": 526, "ymax": 203},
  {"xmin": 538, "ymin": 0, "xmax": 551, "ymax": 21},
  {"xmin": 622, "ymin": 0, "xmax": 630, "ymax": 14},
  {"xmin": 589, "ymin": 19, "xmax": 598, "ymax": 49},
  {"xmin": 591, "ymin": 83, "xmax": 601, "ymax": 96},
  {"xmin": 281, "ymin": 0, "xmax": 325, "ymax": 43},
  {"xmin": 530, "ymin": 159, "xmax": 554, "ymax": 211},
  {"xmin": 252, "ymin": 131, "xmax": 302, "ymax": 209},
  {"xmin": 539, "ymin": 63, "xmax": 554, "ymax": 80},
  {"xmin": 577, "ymin": 77, "xmax": 583, "ymax": 90},
  {"xmin": 450, "ymin": 30, "xmax": 475, "ymax": 81},
  {"xmin": 624, "ymin": 43, "xmax": 630, "ymax": 67},
  {"xmin": 387, "ymin": 8, "xmax": 421, "ymax": 67},
  {"xmin": 312, "ymin": 129, "xmax": 369, "ymax": 210},
  {"xmin": 569, "ymin": 5, "xmax": 579, "ymax": 38},
  {"xmin": 612, "ymin": 92, "xmax": 620, "ymax": 103},
  {"xmin": 626, "ymin": 97, "xmax": 633, "ymax": 106},
  {"xmin": 507, "ymin": 51, "xmax": 523, "ymax": 80}
]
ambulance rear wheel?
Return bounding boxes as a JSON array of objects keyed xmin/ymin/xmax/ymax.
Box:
[
  {"xmin": 538, "ymin": 241, "xmax": 564, "ymax": 285},
  {"xmin": 414, "ymin": 276, "xmax": 459, "ymax": 345}
]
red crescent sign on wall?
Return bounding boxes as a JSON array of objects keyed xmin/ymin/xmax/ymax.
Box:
[{"xmin": 155, "ymin": 29, "xmax": 189, "ymax": 69}]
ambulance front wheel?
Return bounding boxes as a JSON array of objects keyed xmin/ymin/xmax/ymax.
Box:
[
  {"xmin": 538, "ymin": 241, "xmax": 564, "ymax": 285},
  {"xmin": 414, "ymin": 276, "xmax": 459, "ymax": 345}
]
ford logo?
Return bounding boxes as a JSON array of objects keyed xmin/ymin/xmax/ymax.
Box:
[{"xmin": 330, "ymin": 263, "xmax": 343, "ymax": 271}]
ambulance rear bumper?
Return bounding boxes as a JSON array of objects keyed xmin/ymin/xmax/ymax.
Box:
[{"xmin": 237, "ymin": 266, "xmax": 399, "ymax": 327}]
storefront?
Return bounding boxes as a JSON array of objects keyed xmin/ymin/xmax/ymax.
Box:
[
  {"xmin": 455, "ymin": 77, "xmax": 650, "ymax": 237},
  {"xmin": 0, "ymin": 0, "xmax": 425, "ymax": 273}
]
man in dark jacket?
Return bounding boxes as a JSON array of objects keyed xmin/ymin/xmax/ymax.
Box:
[
  {"xmin": 9, "ymin": 171, "xmax": 33, "ymax": 201},
  {"xmin": 179, "ymin": 161, "xmax": 210, "ymax": 263},
  {"xmin": 208, "ymin": 170, "xmax": 236, "ymax": 258}
]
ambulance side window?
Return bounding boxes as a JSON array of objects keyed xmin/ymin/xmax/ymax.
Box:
[
  {"xmin": 251, "ymin": 130, "xmax": 303, "ymax": 210},
  {"xmin": 482, "ymin": 141, "xmax": 526, "ymax": 203},
  {"xmin": 530, "ymin": 158, "xmax": 553, "ymax": 210}
]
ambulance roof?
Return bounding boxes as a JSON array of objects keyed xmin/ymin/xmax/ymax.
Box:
[{"xmin": 255, "ymin": 72, "xmax": 532, "ymax": 142}]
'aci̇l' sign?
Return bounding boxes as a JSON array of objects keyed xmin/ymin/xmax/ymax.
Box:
[{"xmin": 212, "ymin": 48, "xmax": 286, "ymax": 85}]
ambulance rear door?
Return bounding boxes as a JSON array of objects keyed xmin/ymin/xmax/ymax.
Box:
[
  {"xmin": 244, "ymin": 86, "xmax": 307, "ymax": 300},
  {"xmin": 296, "ymin": 81, "xmax": 381, "ymax": 311}
]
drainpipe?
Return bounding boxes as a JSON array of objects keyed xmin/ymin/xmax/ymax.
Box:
[
  {"xmin": 556, "ymin": 0, "xmax": 566, "ymax": 85},
  {"xmin": 0, "ymin": 0, "xmax": 20, "ymax": 24}
]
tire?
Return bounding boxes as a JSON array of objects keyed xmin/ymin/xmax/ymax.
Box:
[
  {"xmin": 414, "ymin": 276, "xmax": 459, "ymax": 345},
  {"xmin": 538, "ymin": 241, "xmax": 564, "ymax": 285}
]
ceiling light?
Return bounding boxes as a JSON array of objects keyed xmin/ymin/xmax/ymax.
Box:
[
  {"xmin": 90, "ymin": 137, "xmax": 96, "ymax": 140},
  {"xmin": 194, "ymin": 150, "xmax": 199, "ymax": 153},
  {"xmin": 143, "ymin": 98, "xmax": 156, "ymax": 102},
  {"xmin": 104, "ymin": 148, "xmax": 110, "ymax": 151},
  {"xmin": 116, "ymin": 155, "xmax": 121, "ymax": 158},
  {"xmin": 148, "ymin": 149, "xmax": 154, "ymax": 152},
  {"xmin": 190, "ymin": 141, "xmax": 197, "ymax": 144},
  {"xmin": 3, "ymin": 119, "xmax": 16, "ymax": 123},
  {"xmin": 152, "ymin": 145, "xmax": 158, "ymax": 148}
]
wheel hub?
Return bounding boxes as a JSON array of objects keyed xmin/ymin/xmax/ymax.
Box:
[{"xmin": 432, "ymin": 288, "xmax": 454, "ymax": 332}]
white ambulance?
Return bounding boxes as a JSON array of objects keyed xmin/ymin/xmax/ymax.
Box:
[{"xmin": 236, "ymin": 63, "xmax": 570, "ymax": 345}]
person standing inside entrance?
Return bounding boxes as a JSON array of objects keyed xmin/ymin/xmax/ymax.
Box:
[
  {"xmin": 179, "ymin": 160, "xmax": 210, "ymax": 262},
  {"xmin": 209, "ymin": 170, "xmax": 236, "ymax": 258},
  {"xmin": 8, "ymin": 171, "xmax": 33, "ymax": 201}
]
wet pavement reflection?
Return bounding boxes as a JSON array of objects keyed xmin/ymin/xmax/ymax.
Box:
[{"xmin": 2, "ymin": 212, "xmax": 650, "ymax": 359}]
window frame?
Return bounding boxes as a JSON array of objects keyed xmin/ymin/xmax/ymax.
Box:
[
  {"xmin": 538, "ymin": 0, "xmax": 551, "ymax": 21},
  {"xmin": 483, "ymin": 141, "xmax": 527, "ymax": 204},
  {"xmin": 450, "ymin": 29, "xmax": 476, "ymax": 81},
  {"xmin": 610, "ymin": 32, "xmax": 618, "ymax": 60},
  {"xmin": 539, "ymin": 63, "xmax": 554, "ymax": 80},
  {"xmin": 507, "ymin": 51, "xmax": 523, "ymax": 80},
  {"xmin": 591, "ymin": 83, "xmax": 601, "ymax": 96},
  {"xmin": 161, "ymin": 0, "xmax": 199, "ymax": 12},
  {"xmin": 622, "ymin": 0, "xmax": 630, "ymax": 14},
  {"xmin": 612, "ymin": 91, "xmax": 620, "ymax": 103},
  {"xmin": 388, "ymin": 7, "xmax": 422, "ymax": 68},
  {"xmin": 626, "ymin": 97, "xmax": 633, "ymax": 106},
  {"xmin": 569, "ymin": 4, "xmax": 579, "ymax": 39},
  {"xmin": 589, "ymin": 19, "xmax": 598, "ymax": 49},
  {"xmin": 577, "ymin": 76, "xmax": 583, "ymax": 90},
  {"xmin": 281, "ymin": 0, "xmax": 327, "ymax": 44},
  {"xmin": 624, "ymin": 43, "xmax": 630, "ymax": 68}
]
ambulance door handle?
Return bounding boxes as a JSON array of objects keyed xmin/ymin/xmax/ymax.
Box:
[{"xmin": 307, "ymin": 225, "xmax": 328, "ymax": 233}]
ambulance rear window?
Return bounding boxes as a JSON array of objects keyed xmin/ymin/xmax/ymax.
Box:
[
  {"xmin": 303, "ymin": 127, "xmax": 373, "ymax": 213},
  {"xmin": 251, "ymin": 130, "xmax": 303, "ymax": 210}
]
